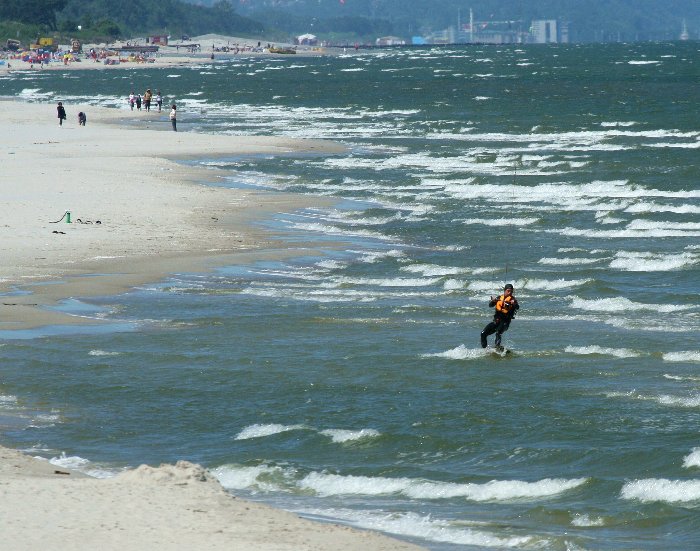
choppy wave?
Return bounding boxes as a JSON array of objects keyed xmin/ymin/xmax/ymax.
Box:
[
  {"xmin": 683, "ymin": 448, "xmax": 700, "ymax": 469},
  {"xmin": 319, "ymin": 429, "xmax": 381, "ymax": 443},
  {"xmin": 605, "ymin": 391, "xmax": 700, "ymax": 408},
  {"xmin": 0, "ymin": 394, "xmax": 18, "ymax": 406},
  {"xmin": 235, "ymin": 423, "xmax": 306, "ymax": 440},
  {"xmin": 570, "ymin": 297, "xmax": 689, "ymax": 313},
  {"xmin": 663, "ymin": 351, "xmax": 700, "ymax": 363},
  {"xmin": 401, "ymin": 263, "xmax": 471, "ymax": 276},
  {"xmin": 565, "ymin": 346, "xmax": 641, "ymax": 358},
  {"xmin": 423, "ymin": 345, "xmax": 492, "ymax": 360},
  {"xmin": 538, "ymin": 257, "xmax": 604, "ymax": 266},
  {"xmin": 300, "ymin": 472, "xmax": 588, "ymax": 501},
  {"xmin": 621, "ymin": 479, "xmax": 700, "ymax": 503},
  {"xmin": 48, "ymin": 453, "xmax": 118, "ymax": 479},
  {"xmin": 467, "ymin": 278, "xmax": 591, "ymax": 292},
  {"xmin": 610, "ymin": 251, "xmax": 698, "ymax": 271},
  {"xmin": 88, "ymin": 350, "xmax": 121, "ymax": 356},
  {"xmin": 571, "ymin": 514, "xmax": 606, "ymax": 527},
  {"xmin": 298, "ymin": 508, "xmax": 533, "ymax": 548}
]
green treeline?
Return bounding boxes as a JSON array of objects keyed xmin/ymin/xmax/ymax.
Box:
[{"xmin": 0, "ymin": 0, "xmax": 263, "ymax": 43}]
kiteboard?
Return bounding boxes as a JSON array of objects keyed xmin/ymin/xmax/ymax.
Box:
[{"xmin": 490, "ymin": 346, "xmax": 512, "ymax": 357}]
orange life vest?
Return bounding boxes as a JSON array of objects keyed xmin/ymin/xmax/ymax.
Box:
[{"xmin": 495, "ymin": 294, "xmax": 516, "ymax": 316}]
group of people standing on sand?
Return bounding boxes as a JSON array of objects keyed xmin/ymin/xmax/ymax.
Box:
[
  {"xmin": 127, "ymin": 88, "xmax": 177, "ymax": 131},
  {"xmin": 129, "ymin": 89, "xmax": 162, "ymax": 112}
]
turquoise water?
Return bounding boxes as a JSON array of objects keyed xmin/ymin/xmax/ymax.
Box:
[{"xmin": 1, "ymin": 42, "xmax": 700, "ymax": 549}]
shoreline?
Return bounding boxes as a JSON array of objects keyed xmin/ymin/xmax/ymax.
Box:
[
  {"xmin": 0, "ymin": 99, "xmax": 344, "ymax": 330},
  {"xmin": 0, "ymin": 444, "xmax": 423, "ymax": 550},
  {"xmin": 0, "ymin": 99, "xmax": 425, "ymax": 549}
]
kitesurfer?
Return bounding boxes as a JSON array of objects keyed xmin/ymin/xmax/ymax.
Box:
[{"xmin": 480, "ymin": 283, "xmax": 519, "ymax": 349}]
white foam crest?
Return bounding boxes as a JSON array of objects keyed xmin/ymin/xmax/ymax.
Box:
[
  {"xmin": 628, "ymin": 60, "xmax": 661, "ymax": 65},
  {"xmin": 625, "ymin": 202, "xmax": 700, "ymax": 214},
  {"xmin": 657, "ymin": 394, "xmax": 700, "ymax": 408},
  {"xmin": 683, "ymin": 448, "xmax": 700, "ymax": 469},
  {"xmin": 444, "ymin": 279, "xmax": 464, "ymax": 290},
  {"xmin": 518, "ymin": 278, "xmax": 592, "ymax": 291},
  {"xmin": 319, "ymin": 429, "xmax": 381, "ymax": 443},
  {"xmin": 48, "ymin": 453, "xmax": 117, "ymax": 479},
  {"xmin": 213, "ymin": 464, "xmax": 291, "ymax": 491},
  {"xmin": 315, "ymin": 259, "xmax": 346, "ymax": 270},
  {"xmin": 423, "ymin": 345, "xmax": 490, "ymax": 360},
  {"xmin": 18, "ymin": 88, "xmax": 54, "ymax": 100},
  {"xmin": 401, "ymin": 264, "xmax": 471, "ymax": 277},
  {"xmin": 538, "ymin": 257, "xmax": 603, "ymax": 266},
  {"xmin": 663, "ymin": 374, "xmax": 700, "ymax": 382},
  {"xmin": 466, "ymin": 278, "xmax": 589, "ymax": 293},
  {"xmin": 300, "ymin": 472, "xmax": 587, "ymax": 501},
  {"xmin": 609, "ymin": 251, "xmax": 698, "ymax": 272},
  {"xmin": 289, "ymin": 221, "xmax": 391, "ymax": 241},
  {"xmin": 663, "ymin": 351, "xmax": 700, "ymax": 363},
  {"xmin": 88, "ymin": 350, "xmax": 121, "ymax": 356},
  {"xmin": 565, "ymin": 346, "xmax": 641, "ymax": 358},
  {"xmin": 462, "ymin": 217, "xmax": 539, "ymax": 227},
  {"xmin": 235, "ymin": 423, "xmax": 306, "ymax": 440},
  {"xmin": 0, "ymin": 394, "xmax": 18, "ymax": 405},
  {"xmin": 601, "ymin": 121, "xmax": 638, "ymax": 127},
  {"xmin": 571, "ymin": 514, "xmax": 606, "ymax": 527},
  {"xmin": 621, "ymin": 479, "xmax": 700, "ymax": 503},
  {"xmin": 627, "ymin": 219, "xmax": 700, "ymax": 231},
  {"xmin": 354, "ymin": 249, "xmax": 407, "ymax": 263},
  {"xmin": 442, "ymin": 180, "xmax": 700, "ymax": 204},
  {"xmin": 301, "ymin": 508, "xmax": 532, "ymax": 548},
  {"xmin": 337, "ymin": 276, "xmax": 441, "ymax": 287},
  {"xmin": 571, "ymin": 296, "xmax": 689, "ymax": 313}
]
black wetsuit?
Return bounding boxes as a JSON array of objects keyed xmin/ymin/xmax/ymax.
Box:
[{"xmin": 481, "ymin": 294, "xmax": 519, "ymax": 348}]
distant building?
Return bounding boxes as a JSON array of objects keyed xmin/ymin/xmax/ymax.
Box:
[
  {"xmin": 530, "ymin": 20, "xmax": 569, "ymax": 43},
  {"xmin": 149, "ymin": 35, "xmax": 169, "ymax": 45}
]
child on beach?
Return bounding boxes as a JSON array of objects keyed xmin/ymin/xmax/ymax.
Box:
[
  {"xmin": 129, "ymin": 92, "xmax": 135, "ymax": 110},
  {"xmin": 57, "ymin": 102, "xmax": 66, "ymax": 126},
  {"xmin": 169, "ymin": 104, "xmax": 177, "ymax": 131},
  {"xmin": 78, "ymin": 112, "xmax": 86, "ymax": 126}
]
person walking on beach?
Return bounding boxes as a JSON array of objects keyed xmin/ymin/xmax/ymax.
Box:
[
  {"xmin": 169, "ymin": 104, "xmax": 177, "ymax": 131},
  {"xmin": 144, "ymin": 89, "xmax": 152, "ymax": 111},
  {"xmin": 129, "ymin": 92, "xmax": 135, "ymax": 110},
  {"xmin": 135, "ymin": 94, "xmax": 142, "ymax": 111},
  {"xmin": 57, "ymin": 102, "xmax": 67, "ymax": 126},
  {"xmin": 480, "ymin": 283, "xmax": 519, "ymax": 350},
  {"xmin": 156, "ymin": 90, "xmax": 163, "ymax": 112},
  {"xmin": 78, "ymin": 112, "xmax": 86, "ymax": 126}
]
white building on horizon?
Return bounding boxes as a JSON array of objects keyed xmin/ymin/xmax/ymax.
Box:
[{"xmin": 531, "ymin": 20, "xmax": 569, "ymax": 43}]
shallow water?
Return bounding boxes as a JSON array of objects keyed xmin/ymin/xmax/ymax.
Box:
[{"xmin": 1, "ymin": 42, "xmax": 700, "ymax": 549}]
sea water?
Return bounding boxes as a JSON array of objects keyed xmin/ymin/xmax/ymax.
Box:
[{"xmin": 1, "ymin": 42, "xmax": 699, "ymax": 549}]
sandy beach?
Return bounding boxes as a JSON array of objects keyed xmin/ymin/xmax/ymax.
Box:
[
  {"xmin": 0, "ymin": 445, "xmax": 422, "ymax": 550},
  {"xmin": 0, "ymin": 99, "xmax": 424, "ymax": 550},
  {"xmin": 1, "ymin": 33, "xmax": 341, "ymax": 73},
  {"xmin": 0, "ymin": 100, "xmax": 345, "ymax": 330}
]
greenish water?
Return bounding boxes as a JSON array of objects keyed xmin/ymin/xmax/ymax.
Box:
[{"xmin": 1, "ymin": 42, "xmax": 699, "ymax": 549}]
